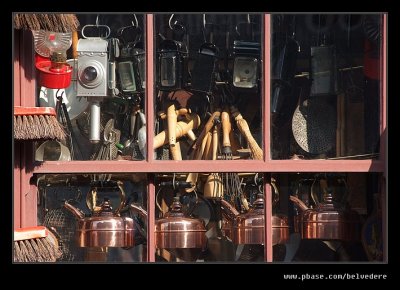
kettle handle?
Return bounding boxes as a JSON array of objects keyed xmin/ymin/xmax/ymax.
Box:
[
  {"xmin": 271, "ymin": 178, "xmax": 280, "ymax": 207},
  {"xmin": 310, "ymin": 177, "xmax": 320, "ymax": 206},
  {"xmin": 85, "ymin": 181, "xmax": 126, "ymax": 215},
  {"xmin": 115, "ymin": 181, "xmax": 126, "ymax": 215}
]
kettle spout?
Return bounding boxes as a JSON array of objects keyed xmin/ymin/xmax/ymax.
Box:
[
  {"xmin": 289, "ymin": 195, "xmax": 309, "ymax": 212},
  {"xmin": 130, "ymin": 204, "xmax": 148, "ymax": 221},
  {"xmin": 64, "ymin": 200, "xmax": 85, "ymax": 219},
  {"xmin": 220, "ymin": 199, "xmax": 239, "ymax": 221}
]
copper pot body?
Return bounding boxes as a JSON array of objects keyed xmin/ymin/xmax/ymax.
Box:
[
  {"xmin": 155, "ymin": 198, "xmax": 207, "ymax": 249},
  {"xmin": 301, "ymin": 209, "xmax": 361, "ymax": 241},
  {"xmin": 233, "ymin": 208, "xmax": 264, "ymax": 245},
  {"xmin": 77, "ymin": 216, "xmax": 134, "ymax": 247},
  {"xmin": 155, "ymin": 216, "xmax": 207, "ymax": 249},
  {"xmin": 232, "ymin": 212, "xmax": 289, "ymax": 245},
  {"xmin": 221, "ymin": 197, "xmax": 289, "ymax": 245},
  {"xmin": 272, "ymin": 214, "xmax": 289, "ymax": 245}
]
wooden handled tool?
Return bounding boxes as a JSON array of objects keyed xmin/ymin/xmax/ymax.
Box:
[
  {"xmin": 167, "ymin": 104, "xmax": 177, "ymax": 147},
  {"xmin": 221, "ymin": 110, "xmax": 232, "ymax": 149},
  {"xmin": 203, "ymin": 125, "xmax": 223, "ymax": 198},
  {"xmin": 153, "ymin": 114, "xmax": 200, "ymax": 150},
  {"xmin": 192, "ymin": 110, "xmax": 221, "ymax": 153},
  {"xmin": 230, "ymin": 106, "xmax": 263, "ymax": 160},
  {"xmin": 185, "ymin": 129, "xmax": 210, "ymax": 193},
  {"xmin": 159, "ymin": 107, "xmax": 196, "ymax": 141},
  {"xmin": 72, "ymin": 30, "xmax": 79, "ymax": 59},
  {"xmin": 221, "ymin": 109, "xmax": 232, "ymax": 159}
]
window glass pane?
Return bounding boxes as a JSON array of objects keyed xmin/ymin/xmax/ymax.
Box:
[
  {"xmin": 154, "ymin": 172, "xmax": 266, "ymax": 262},
  {"xmin": 34, "ymin": 14, "xmax": 147, "ymax": 161},
  {"xmin": 271, "ymin": 14, "xmax": 383, "ymax": 160},
  {"xmin": 35, "ymin": 173, "xmax": 148, "ymax": 262},
  {"xmin": 154, "ymin": 14, "xmax": 263, "ymax": 161},
  {"xmin": 272, "ymin": 172, "xmax": 384, "ymax": 262}
]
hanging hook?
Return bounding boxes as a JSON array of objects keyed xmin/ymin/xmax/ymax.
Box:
[
  {"xmin": 172, "ymin": 173, "xmax": 176, "ymax": 190},
  {"xmin": 155, "ymin": 187, "xmax": 164, "ymax": 213},
  {"xmin": 96, "ymin": 15, "xmax": 100, "ymax": 27},
  {"xmin": 254, "ymin": 173, "xmax": 259, "ymax": 186},
  {"xmin": 169, "ymin": 14, "xmax": 176, "ymax": 30},
  {"xmin": 247, "ymin": 14, "xmax": 251, "ymax": 24},
  {"xmin": 132, "ymin": 13, "xmax": 139, "ymax": 28},
  {"xmin": 203, "ymin": 14, "xmax": 206, "ymax": 30}
]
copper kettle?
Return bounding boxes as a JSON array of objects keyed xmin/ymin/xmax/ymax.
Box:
[
  {"xmin": 130, "ymin": 196, "xmax": 207, "ymax": 250},
  {"xmin": 220, "ymin": 180, "xmax": 289, "ymax": 245},
  {"xmin": 290, "ymin": 178, "xmax": 361, "ymax": 241},
  {"xmin": 64, "ymin": 181, "xmax": 135, "ymax": 247}
]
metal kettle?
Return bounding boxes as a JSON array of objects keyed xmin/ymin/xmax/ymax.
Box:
[
  {"xmin": 290, "ymin": 178, "xmax": 361, "ymax": 241},
  {"xmin": 64, "ymin": 181, "xmax": 135, "ymax": 247},
  {"xmin": 130, "ymin": 196, "xmax": 207, "ymax": 250},
  {"xmin": 220, "ymin": 180, "xmax": 289, "ymax": 245}
]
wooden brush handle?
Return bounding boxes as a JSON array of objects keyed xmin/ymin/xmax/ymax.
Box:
[
  {"xmin": 186, "ymin": 130, "xmax": 196, "ymax": 141},
  {"xmin": 203, "ymin": 131, "xmax": 213, "ymax": 160},
  {"xmin": 229, "ymin": 129, "xmax": 241, "ymax": 154},
  {"xmin": 193, "ymin": 110, "xmax": 221, "ymax": 151},
  {"xmin": 14, "ymin": 106, "xmax": 56, "ymax": 116},
  {"xmin": 167, "ymin": 104, "xmax": 177, "ymax": 146},
  {"xmin": 212, "ymin": 125, "xmax": 219, "ymax": 160},
  {"xmin": 185, "ymin": 130, "xmax": 210, "ymax": 192},
  {"xmin": 170, "ymin": 141, "xmax": 182, "ymax": 160},
  {"xmin": 158, "ymin": 108, "xmax": 190, "ymax": 119},
  {"xmin": 204, "ymin": 173, "xmax": 223, "ymax": 198},
  {"xmin": 153, "ymin": 114, "xmax": 200, "ymax": 149},
  {"xmin": 221, "ymin": 110, "xmax": 232, "ymax": 148},
  {"xmin": 159, "ymin": 108, "xmax": 196, "ymax": 141},
  {"xmin": 72, "ymin": 30, "xmax": 79, "ymax": 59},
  {"xmin": 14, "ymin": 226, "xmax": 48, "ymax": 241}
]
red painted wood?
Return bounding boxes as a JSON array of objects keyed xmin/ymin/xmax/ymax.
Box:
[
  {"xmin": 146, "ymin": 14, "xmax": 155, "ymax": 162},
  {"xmin": 264, "ymin": 174, "xmax": 273, "ymax": 262},
  {"xmin": 14, "ymin": 106, "xmax": 56, "ymax": 116},
  {"xmin": 14, "ymin": 31, "xmax": 21, "ymax": 229},
  {"xmin": 147, "ymin": 174, "xmax": 156, "ymax": 262},
  {"xmin": 33, "ymin": 159, "xmax": 384, "ymax": 174},
  {"xmin": 16, "ymin": 30, "xmax": 37, "ymax": 228},
  {"xmin": 146, "ymin": 15, "xmax": 156, "ymax": 262},
  {"xmin": 264, "ymin": 14, "xmax": 271, "ymax": 162}
]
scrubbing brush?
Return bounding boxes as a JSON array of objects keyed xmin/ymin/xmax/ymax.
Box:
[
  {"xmin": 14, "ymin": 106, "xmax": 66, "ymax": 141},
  {"xmin": 14, "ymin": 226, "xmax": 62, "ymax": 262}
]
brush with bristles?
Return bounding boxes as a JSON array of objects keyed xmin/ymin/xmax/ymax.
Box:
[
  {"xmin": 14, "ymin": 13, "xmax": 80, "ymax": 33},
  {"xmin": 14, "ymin": 226, "xmax": 62, "ymax": 262},
  {"xmin": 14, "ymin": 106, "xmax": 66, "ymax": 141},
  {"xmin": 230, "ymin": 106, "xmax": 263, "ymax": 160}
]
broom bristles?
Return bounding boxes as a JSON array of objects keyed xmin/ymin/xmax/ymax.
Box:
[
  {"xmin": 14, "ymin": 236, "xmax": 62, "ymax": 262},
  {"xmin": 14, "ymin": 13, "xmax": 80, "ymax": 33},
  {"xmin": 14, "ymin": 227, "xmax": 62, "ymax": 262},
  {"xmin": 14, "ymin": 112, "xmax": 66, "ymax": 141},
  {"xmin": 236, "ymin": 119, "xmax": 263, "ymax": 160},
  {"xmin": 231, "ymin": 107, "xmax": 263, "ymax": 160}
]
